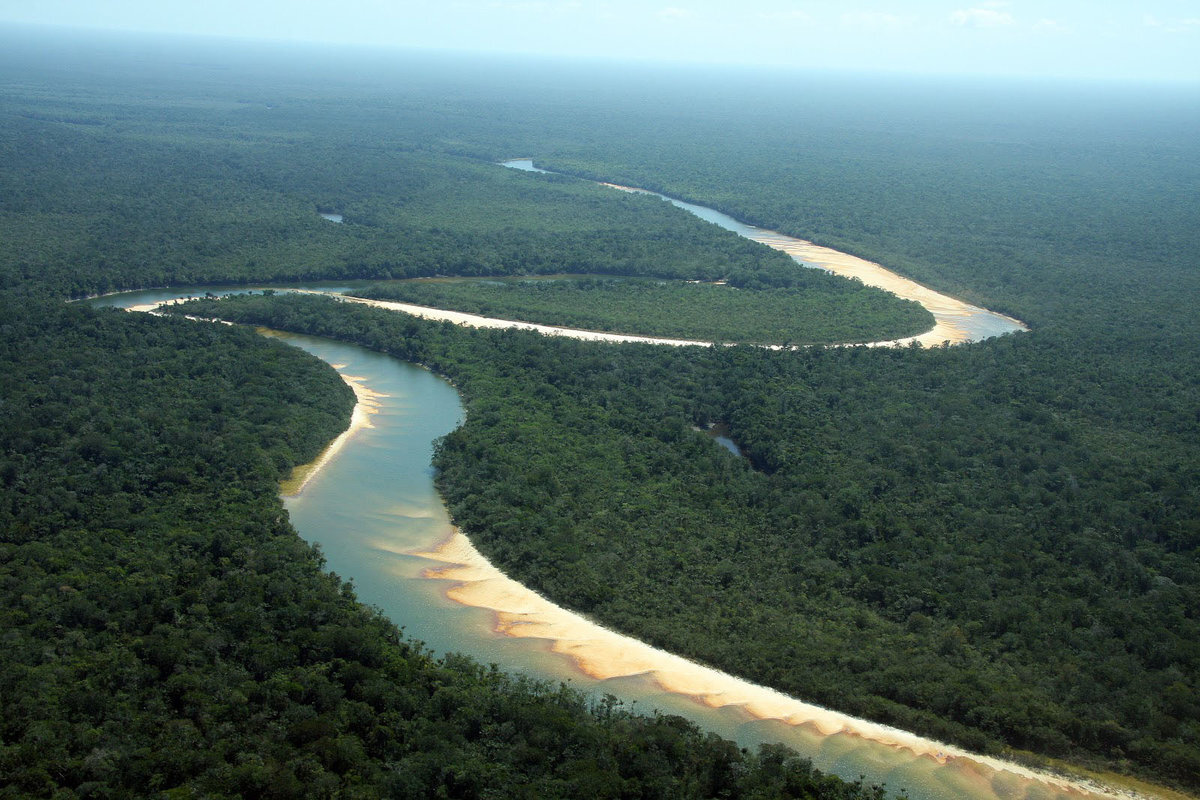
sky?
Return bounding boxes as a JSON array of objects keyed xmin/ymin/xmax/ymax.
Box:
[{"xmin": 1, "ymin": 0, "xmax": 1197, "ymax": 82}]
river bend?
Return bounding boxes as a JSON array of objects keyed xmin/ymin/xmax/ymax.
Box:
[
  {"xmin": 93, "ymin": 171, "xmax": 1153, "ymax": 800},
  {"xmin": 501, "ymin": 159, "xmax": 1028, "ymax": 347}
]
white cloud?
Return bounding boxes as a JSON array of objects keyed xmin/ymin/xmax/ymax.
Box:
[
  {"xmin": 1144, "ymin": 14, "xmax": 1200, "ymax": 32},
  {"xmin": 1032, "ymin": 18, "xmax": 1064, "ymax": 33},
  {"xmin": 840, "ymin": 11, "xmax": 901, "ymax": 28},
  {"xmin": 950, "ymin": 7, "xmax": 1014, "ymax": 27},
  {"xmin": 658, "ymin": 6, "xmax": 692, "ymax": 21},
  {"xmin": 756, "ymin": 9, "xmax": 810, "ymax": 23}
]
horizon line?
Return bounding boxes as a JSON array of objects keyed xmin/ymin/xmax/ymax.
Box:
[{"xmin": 2, "ymin": 20, "xmax": 1198, "ymax": 89}]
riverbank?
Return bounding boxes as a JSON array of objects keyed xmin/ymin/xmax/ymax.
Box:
[
  {"xmin": 114, "ymin": 290, "xmax": 1183, "ymax": 799},
  {"xmin": 318, "ymin": 293, "xmax": 715, "ymax": 347},
  {"xmin": 114, "ymin": 300, "xmax": 383, "ymax": 500},
  {"xmin": 414, "ymin": 530, "xmax": 1148, "ymax": 800},
  {"xmin": 278, "ymin": 363, "xmax": 385, "ymax": 497},
  {"xmin": 505, "ymin": 160, "xmax": 1029, "ymax": 347},
  {"xmin": 327, "ymin": 291, "xmax": 1004, "ymax": 351}
]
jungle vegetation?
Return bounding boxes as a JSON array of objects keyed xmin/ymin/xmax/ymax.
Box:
[
  {"xmin": 0, "ymin": 299, "xmax": 887, "ymax": 798},
  {"xmin": 352, "ymin": 276, "xmax": 931, "ymax": 345},
  {"xmin": 2, "ymin": 24, "xmax": 1198, "ymax": 796},
  {"xmin": 177, "ymin": 288, "xmax": 1199, "ymax": 790},
  {"xmin": 0, "ymin": 28, "xmax": 913, "ymax": 800}
]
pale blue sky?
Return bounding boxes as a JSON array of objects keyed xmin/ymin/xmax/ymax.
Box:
[{"xmin": 2, "ymin": 0, "xmax": 1197, "ymax": 82}]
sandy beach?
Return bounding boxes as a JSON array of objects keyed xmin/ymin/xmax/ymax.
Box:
[
  {"xmin": 414, "ymin": 530, "xmax": 1146, "ymax": 800},
  {"xmin": 312, "ymin": 292, "xmax": 716, "ymax": 347},
  {"xmin": 329, "ymin": 293, "xmax": 991, "ymax": 351},
  {"xmin": 279, "ymin": 365, "xmax": 386, "ymax": 496},
  {"xmin": 595, "ymin": 178, "xmax": 1028, "ymax": 348}
]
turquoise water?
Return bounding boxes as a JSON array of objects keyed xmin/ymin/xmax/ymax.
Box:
[
  {"xmin": 264, "ymin": 329, "xmax": 1108, "ymax": 800},
  {"xmin": 91, "ymin": 238, "xmax": 1094, "ymax": 800}
]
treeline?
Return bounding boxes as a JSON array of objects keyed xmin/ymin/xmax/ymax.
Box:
[
  {"xmin": 0, "ymin": 107, "xmax": 888, "ymax": 307},
  {"xmin": 0, "ymin": 296, "xmax": 895, "ymax": 799},
  {"xmin": 353, "ymin": 276, "xmax": 931, "ymax": 345},
  {"xmin": 174, "ymin": 293, "xmax": 1199, "ymax": 790}
]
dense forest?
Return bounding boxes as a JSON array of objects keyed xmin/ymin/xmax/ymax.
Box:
[
  {"xmin": 3, "ymin": 25, "xmax": 1198, "ymax": 798},
  {"xmin": 0, "ymin": 112, "xmax": 788, "ymax": 297},
  {"xmin": 0, "ymin": 300, "xmax": 889, "ymax": 798},
  {"xmin": 352, "ymin": 276, "xmax": 930, "ymax": 345},
  {"xmin": 175, "ymin": 289, "xmax": 1199, "ymax": 790},
  {"xmin": 0, "ymin": 29, "xmax": 913, "ymax": 800}
]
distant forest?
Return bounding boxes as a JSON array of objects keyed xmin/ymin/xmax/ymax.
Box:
[{"xmin": 2, "ymin": 26, "xmax": 1198, "ymax": 798}]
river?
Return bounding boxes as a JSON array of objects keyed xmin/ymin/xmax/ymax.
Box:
[
  {"xmin": 500, "ymin": 159, "xmax": 1027, "ymax": 346},
  {"xmin": 90, "ymin": 321, "xmax": 1130, "ymax": 798},
  {"xmin": 89, "ymin": 173, "xmax": 1151, "ymax": 800}
]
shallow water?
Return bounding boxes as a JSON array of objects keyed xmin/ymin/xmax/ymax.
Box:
[
  {"xmin": 100, "ymin": 287, "xmax": 1126, "ymax": 799},
  {"xmin": 270, "ymin": 331, "xmax": 1127, "ymax": 800},
  {"xmin": 500, "ymin": 159, "xmax": 1028, "ymax": 347}
]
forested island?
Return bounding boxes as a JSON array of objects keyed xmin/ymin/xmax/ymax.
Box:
[{"xmin": 2, "ymin": 25, "xmax": 1198, "ymax": 799}]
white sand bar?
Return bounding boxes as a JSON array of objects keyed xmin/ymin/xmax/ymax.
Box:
[{"xmin": 415, "ymin": 531, "xmax": 1139, "ymax": 800}]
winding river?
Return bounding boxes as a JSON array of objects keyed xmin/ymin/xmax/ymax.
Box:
[
  {"xmin": 94, "ymin": 168, "xmax": 1163, "ymax": 800},
  {"xmin": 500, "ymin": 159, "xmax": 1028, "ymax": 347}
]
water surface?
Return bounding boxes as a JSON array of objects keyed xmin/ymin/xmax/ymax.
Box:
[
  {"xmin": 268, "ymin": 330, "xmax": 1125, "ymax": 800},
  {"xmin": 501, "ymin": 159, "xmax": 1028, "ymax": 346},
  {"xmin": 100, "ymin": 288, "xmax": 1126, "ymax": 799}
]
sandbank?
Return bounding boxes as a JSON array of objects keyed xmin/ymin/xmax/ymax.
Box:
[
  {"xmin": 310, "ymin": 292, "xmax": 715, "ymax": 347},
  {"xmin": 745, "ymin": 231, "xmax": 1023, "ymax": 347},
  {"xmin": 329, "ymin": 292, "xmax": 978, "ymax": 351},
  {"xmin": 280, "ymin": 366, "xmax": 386, "ymax": 496},
  {"xmin": 414, "ymin": 530, "xmax": 1151, "ymax": 800},
  {"xmin": 596, "ymin": 179, "xmax": 1028, "ymax": 348}
]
